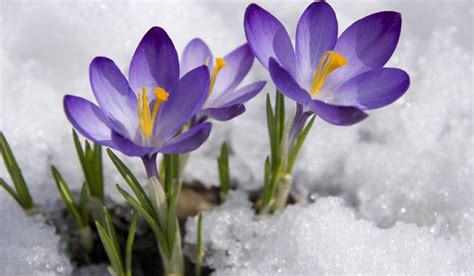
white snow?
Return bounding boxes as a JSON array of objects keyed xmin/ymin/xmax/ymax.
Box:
[
  {"xmin": 0, "ymin": 194, "xmax": 72, "ymax": 275},
  {"xmin": 0, "ymin": 0, "xmax": 472, "ymax": 274},
  {"xmin": 185, "ymin": 191, "xmax": 473, "ymax": 275}
]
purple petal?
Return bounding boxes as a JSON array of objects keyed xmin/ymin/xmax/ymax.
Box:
[
  {"xmin": 331, "ymin": 68, "xmax": 410, "ymax": 110},
  {"xmin": 212, "ymin": 44, "xmax": 254, "ymax": 96},
  {"xmin": 244, "ymin": 4, "xmax": 296, "ymax": 76},
  {"xmin": 159, "ymin": 122, "xmax": 212, "ymax": 154},
  {"xmin": 180, "ymin": 38, "xmax": 213, "ymax": 77},
  {"xmin": 201, "ymin": 104, "xmax": 246, "ymax": 121},
  {"xmin": 327, "ymin": 11, "xmax": 402, "ymax": 87},
  {"xmin": 154, "ymin": 65, "xmax": 210, "ymax": 144},
  {"xmin": 308, "ymin": 100, "xmax": 368, "ymax": 126},
  {"xmin": 89, "ymin": 57, "xmax": 137, "ymax": 140},
  {"xmin": 269, "ymin": 58, "xmax": 311, "ymax": 104},
  {"xmin": 295, "ymin": 2, "xmax": 338, "ymax": 88},
  {"xmin": 129, "ymin": 27, "xmax": 179, "ymax": 94},
  {"xmin": 212, "ymin": 81, "xmax": 266, "ymax": 107}
]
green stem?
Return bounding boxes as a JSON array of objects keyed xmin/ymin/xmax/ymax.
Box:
[
  {"xmin": 24, "ymin": 206, "xmax": 40, "ymax": 217},
  {"xmin": 159, "ymin": 225, "xmax": 184, "ymax": 276},
  {"xmin": 271, "ymin": 173, "xmax": 293, "ymax": 212}
]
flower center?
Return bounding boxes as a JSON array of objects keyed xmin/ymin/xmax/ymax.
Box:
[
  {"xmin": 208, "ymin": 57, "xmax": 227, "ymax": 96},
  {"xmin": 310, "ymin": 51, "xmax": 348, "ymax": 96},
  {"xmin": 137, "ymin": 87, "xmax": 169, "ymax": 140}
]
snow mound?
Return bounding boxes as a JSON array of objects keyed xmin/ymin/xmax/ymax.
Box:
[
  {"xmin": 185, "ymin": 191, "xmax": 472, "ymax": 275},
  {"xmin": 0, "ymin": 194, "xmax": 72, "ymax": 276}
]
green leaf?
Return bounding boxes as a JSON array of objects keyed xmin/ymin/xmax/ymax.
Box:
[
  {"xmin": 287, "ymin": 115, "xmax": 315, "ymax": 174},
  {"xmin": 260, "ymin": 156, "xmax": 272, "ymax": 208},
  {"xmin": 107, "ymin": 149, "xmax": 155, "ymax": 215},
  {"xmin": 51, "ymin": 166, "xmax": 85, "ymax": 228},
  {"xmin": 275, "ymin": 91, "xmax": 286, "ymax": 142},
  {"xmin": 116, "ymin": 184, "xmax": 170, "ymax": 258},
  {"xmin": 0, "ymin": 132, "xmax": 34, "ymax": 209},
  {"xmin": 167, "ymin": 179, "xmax": 182, "ymax": 254},
  {"xmin": 102, "ymin": 207, "xmax": 121, "ymax": 259},
  {"xmin": 125, "ymin": 211, "xmax": 138, "ymax": 276},
  {"xmin": 95, "ymin": 221, "xmax": 125, "ymax": 276},
  {"xmin": 195, "ymin": 213, "xmax": 204, "ymax": 276},
  {"xmin": 217, "ymin": 142, "xmax": 230, "ymax": 201},
  {"xmin": 79, "ymin": 182, "xmax": 90, "ymax": 226},
  {"xmin": 265, "ymin": 94, "xmax": 277, "ymax": 166},
  {"xmin": 0, "ymin": 177, "xmax": 23, "ymax": 206}
]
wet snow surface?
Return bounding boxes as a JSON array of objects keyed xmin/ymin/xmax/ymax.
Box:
[{"xmin": 0, "ymin": 0, "xmax": 472, "ymax": 275}]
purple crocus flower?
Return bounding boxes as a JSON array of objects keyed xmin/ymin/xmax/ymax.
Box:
[
  {"xmin": 180, "ymin": 38, "xmax": 266, "ymax": 122},
  {"xmin": 244, "ymin": 2, "xmax": 410, "ymax": 126},
  {"xmin": 64, "ymin": 27, "xmax": 212, "ymax": 175}
]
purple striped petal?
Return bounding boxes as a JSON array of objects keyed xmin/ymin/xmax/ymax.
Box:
[
  {"xmin": 269, "ymin": 58, "xmax": 311, "ymax": 104},
  {"xmin": 129, "ymin": 27, "xmax": 179, "ymax": 94},
  {"xmin": 327, "ymin": 12, "xmax": 402, "ymax": 87},
  {"xmin": 244, "ymin": 4, "xmax": 296, "ymax": 77},
  {"xmin": 159, "ymin": 122, "xmax": 212, "ymax": 154},
  {"xmin": 212, "ymin": 44, "xmax": 254, "ymax": 96},
  {"xmin": 201, "ymin": 104, "xmax": 246, "ymax": 121},
  {"xmin": 180, "ymin": 38, "xmax": 213, "ymax": 77},
  {"xmin": 89, "ymin": 57, "xmax": 137, "ymax": 140},
  {"xmin": 331, "ymin": 68, "xmax": 409, "ymax": 110},
  {"xmin": 295, "ymin": 2, "xmax": 338, "ymax": 88},
  {"xmin": 154, "ymin": 65, "xmax": 210, "ymax": 144},
  {"xmin": 308, "ymin": 100, "xmax": 368, "ymax": 126},
  {"xmin": 212, "ymin": 81, "xmax": 266, "ymax": 107}
]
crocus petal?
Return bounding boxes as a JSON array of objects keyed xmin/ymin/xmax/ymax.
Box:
[
  {"xmin": 129, "ymin": 26, "xmax": 179, "ymax": 94},
  {"xmin": 64, "ymin": 95, "xmax": 114, "ymax": 144},
  {"xmin": 213, "ymin": 81, "xmax": 266, "ymax": 107},
  {"xmin": 244, "ymin": 4, "xmax": 296, "ymax": 76},
  {"xmin": 180, "ymin": 38, "xmax": 213, "ymax": 76},
  {"xmin": 201, "ymin": 104, "xmax": 246, "ymax": 121},
  {"xmin": 327, "ymin": 11, "xmax": 402, "ymax": 87},
  {"xmin": 308, "ymin": 100, "xmax": 368, "ymax": 126},
  {"xmin": 212, "ymin": 44, "xmax": 254, "ymax": 97},
  {"xmin": 89, "ymin": 57, "xmax": 137, "ymax": 139},
  {"xmin": 331, "ymin": 68, "xmax": 410, "ymax": 110},
  {"xmin": 159, "ymin": 122, "xmax": 212, "ymax": 154},
  {"xmin": 269, "ymin": 58, "xmax": 311, "ymax": 104},
  {"xmin": 295, "ymin": 1, "xmax": 338, "ymax": 88},
  {"xmin": 154, "ymin": 65, "xmax": 210, "ymax": 144}
]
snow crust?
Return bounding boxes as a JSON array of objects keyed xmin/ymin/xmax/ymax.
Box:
[{"xmin": 0, "ymin": 0, "xmax": 472, "ymax": 274}]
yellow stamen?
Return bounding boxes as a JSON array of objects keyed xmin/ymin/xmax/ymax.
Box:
[
  {"xmin": 209, "ymin": 57, "xmax": 227, "ymax": 95},
  {"xmin": 137, "ymin": 87, "xmax": 169, "ymax": 139},
  {"xmin": 310, "ymin": 51, "xmax": 348, "ymax": 96}
]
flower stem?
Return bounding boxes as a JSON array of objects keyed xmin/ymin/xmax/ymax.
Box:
[
  {"xmin": 142, "ymin": 153, "xmax": 158, "ymax": 178},
  {"xmin": 79, "ymin": 225, "xmax": 93, "ymax": 253}
]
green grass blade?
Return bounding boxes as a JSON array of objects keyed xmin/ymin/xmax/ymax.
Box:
[
  {"xmin": 95, "ymin": 221, "xmax": 125, "ymax": 276},
  {"xmin": 195, "ymin": 213, "xmax": 203, "ymax": 276},
  {"xmin": 79, "ymin": 182, "xmax": 90, "ymax": 226},
  {"xmin": 125, "ymin": 211, "xmax": 138, "ymax": 276},
  {"xmin": 107, "ymin": 149, "xmax": 154, "ymax": 215},
  {"xmin": 0, "ymin": 177, "xmax": 23, "ymax": 206},
  {"xmin": 51, "ymin": 166, "xmax": 84, "ymax": 228},
  {"xmin": 287, "ymin": 115, "xmax": 315, "ymax": 174},
  {"xmin": 0, "ymin": 132, "xmax": 34, "ymax": 208},
  {"xmin": 116, "ymin": 184, "xmax": 170, "ymax": 258},
  {"xmin": 217, "ymin": 142, "xmax": 230, "ymax": 201}
]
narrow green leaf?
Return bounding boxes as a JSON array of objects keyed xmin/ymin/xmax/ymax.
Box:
[
  {"xmin": 287, "ymin": 115, "xmax": 315, "ymax": 174},
  {"xmin": 167, "ymin": 179, "xmax": 182, "ymax": 253},
  {"xmin": 116, "ymin": 184, "xmax": 170, "ymax": 258},
  {"xmin": 95, "ymin": 221, "xmax": 125, "ymax": 276},
  {"xmin": 0, "ymin": 177, "xmax": 23, "ymax": 207},
  {"xmin": 107, "ymin": 149, "xmax": 155, "ymax": 215},
  {"xmin": 260, "ymin": 156, "xmax": 272, "ymax": 208},
  {"xmin": 51, "ymin": 166, "xmax": 84, "ymax": 228},
  {"xmin": 72, "ymin": 129, "xmax": 86, "ymax": 172},
  {"xmin": 0, "ymin": 132, "xmax": 34, "ymax": 208},
  {"xmin": 275, "ymin": 91, "xmax": 286, "ymax": 142},
  {"xmin": 79, "ymin": 182, "xmax": 90, "ymax": 226},
  {"xmin": 195, "ymin": 213, "xmax": 204, "ymax": 276},
  {"xmin": 218, "ymin": 142, "xmax": 230, "ymax": 201},
  {"xmin": 102, "ymin": 207, "xmax": 121, "ymax": 258},
  {"xmin": 125, "ymin": 211, "xmax": 138, "ymax": 276},
  {"xmin": 265, "ymin": 94, "xmax": 277, "ymax": 166}
]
